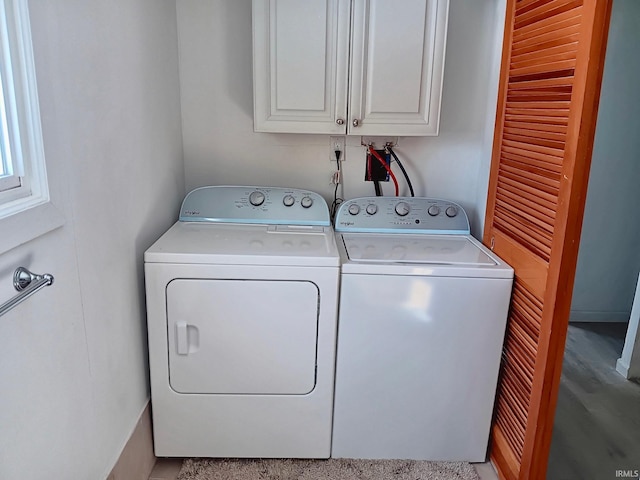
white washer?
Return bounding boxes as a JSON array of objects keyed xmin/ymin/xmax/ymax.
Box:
[
  {"xmin": 144, "ymin": 186, "xmax": 340, "ymax": 458},
  {"xmin": 331, "ymin": 197, "xmax": 513, "ymax": 462}
]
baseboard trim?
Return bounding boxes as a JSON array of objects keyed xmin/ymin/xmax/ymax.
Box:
[
  {"xmin": 616, "ymin": 358, "xmax": 630, "ymax": 378},
  {"xmin": 107, "ymin": 401, "xmax": 156, "ymax": 480},
  {"xmin": 569, "ymin": 310, "xmax": 630, "ymax": 323}
]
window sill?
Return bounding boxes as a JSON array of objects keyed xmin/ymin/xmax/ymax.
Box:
[{"xmin": 0, "ymin": 199, "xmax": 65, "ymax": 255}]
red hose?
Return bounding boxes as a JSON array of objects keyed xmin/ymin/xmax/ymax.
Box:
[{"xmin": 369, "ymin": 146, "xmax": 399, "ymax": 196}]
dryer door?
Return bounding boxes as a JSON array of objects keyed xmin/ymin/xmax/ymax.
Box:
[{"xmin": 166, "ymin": 279, "xmax": 319, "ymax": 394}]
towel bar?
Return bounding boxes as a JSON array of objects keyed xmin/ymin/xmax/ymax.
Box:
[{"xmin": 0, "ymin": 267, "xmax": 54, "ymax": 317}]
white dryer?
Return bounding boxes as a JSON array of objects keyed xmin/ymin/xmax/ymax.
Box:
[
  {"xmin": 331, "ymin": 197, "xmax": 513, "ymax": 462},
  {"xmin": 144, "ymin": 186, "xmax": 340, "ymax": 458}
]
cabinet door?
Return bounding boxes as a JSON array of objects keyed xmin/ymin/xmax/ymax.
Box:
[
  {"xmin": 348, "ymin": 0, "xmax": 449, "ymax": 136},
  {"xmin": 252, "ymin": 0, "xmax": 350, "ymax": 134}
]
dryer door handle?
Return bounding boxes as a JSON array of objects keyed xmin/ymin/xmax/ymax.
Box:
[
  {"xmin": 175, "ymin": 321, "xmax": 200, "ymax": 355},
  {"xmin": 176, "ymin": 321, "xmax": 189, "ymax": 355}
]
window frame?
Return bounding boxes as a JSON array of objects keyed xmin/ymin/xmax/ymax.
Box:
[{"xmin": 0, "ymin": 0, "xmax": 63, "ymax": 254}]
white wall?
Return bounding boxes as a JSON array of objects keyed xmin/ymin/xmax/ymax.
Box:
[
  {"xmin": 177, "ymin": 0, "xmax": 505, "ymax": 237},
  {"xmin": 0, "ymin": 1, "xmax": 184, "ymax": 479},
  {"xmin": 571, "ymin": 0, "xmax": 640, "ymax": 322}
]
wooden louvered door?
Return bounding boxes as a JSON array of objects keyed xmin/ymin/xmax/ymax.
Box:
[{"xmin": 484, "ymin": 1, "xmax": 612, "ymax": 479}]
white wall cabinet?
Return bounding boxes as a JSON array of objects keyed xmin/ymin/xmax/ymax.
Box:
[{"xmin": 252, "ymin": 0, "xmax": 449, "ymax": 136}]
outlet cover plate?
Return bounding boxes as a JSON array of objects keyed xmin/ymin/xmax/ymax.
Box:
[{"xmin": 330, "ymin": 136, "xmax": 346, "ymax": 162}]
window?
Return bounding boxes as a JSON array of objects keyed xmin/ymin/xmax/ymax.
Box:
[
  {"xmin": 0, "ymin": 0, "xmax": 62, "ymax": 255},
  {"xmin": 0, "ymin": 0, "xmax": 49, "ymax": 218}
]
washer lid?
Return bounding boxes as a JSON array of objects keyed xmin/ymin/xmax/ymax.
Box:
[
  {"xmin": 339, "ymin": 233, "xmax": 513, "ymax": 278},
  {"xmin": 145, "ymin": 221, "xmax": 340, "ymax": 267}
]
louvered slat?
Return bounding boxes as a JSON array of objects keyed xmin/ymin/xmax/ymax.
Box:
[
  {"xmin": 505, "ymin": 110, "xmax": 569, "ymax": 124},
  {"xmin": 503, "ymin": 132, "xmax": 565, "ymax": 151},
  {"xmin": 510, "ymin": 58, "xmax": 576, "ymax": 77},
  {"xmin": 508, "ymin": 75, "xmax": 574, "ymax": 91},
  {"xmin": 504, "ymin": 120, "xmax": 567, "ymax": 136},
  {"xmin": 511, "ymin": 42, "xmax": 578, "ymax": 66},
  {"xmin": 505, "ymin": 106, "xmax": 570, "ymax": 117},
  {"xmin": 507, "ymin": 90, "xmax": 573, "ymax": 102},
  {"xmin": 501, "ymin": 150, "xmax": 563, "ymax": 175},
  {"xmin": 503, "ymin": 129, "xmax": 566, "ymax": 150},
  {"xmin": 502, "ymin": 139, "xmax": 564, "ymax": 160}
]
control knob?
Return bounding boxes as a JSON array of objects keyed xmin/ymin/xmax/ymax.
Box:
[
  {"xmin": 300, "ymin": 196, "xmax": 313, "ymax": 208},
  {"xmin": 348, "ymin": 204, "xmax": 361, "ymax": 215},
  {"xmin": 366, "ymin": 204, "xmax": 378, "ymax": 215},
  {"xmin": 445, "ymin": 206, "xmax": 458, "ymax": 218},
  {"xmin": 283, "ymin": 195, "xmax": 295, "ymax": 207},
  {"xmin": 249, "ymin": 191, "xmax": 265, "ymax": 206},
  {"xmin": 427, "ymin": 205, "xmax": 440, "ymax": 216},
  {"xmin": 395, "ymin": 202, "xmax": 410, "ymax": 217}
]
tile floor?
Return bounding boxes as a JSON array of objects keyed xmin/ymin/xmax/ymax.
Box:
[{"xmin": 148, "ymin": 458, "xmax": 498, "ymax": 480}]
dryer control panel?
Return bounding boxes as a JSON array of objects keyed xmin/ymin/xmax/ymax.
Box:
[
  {"xmin": 335, "ymin": 197, "xmax": 470, "ymax": 234},
  {"xmin": 179, "ymin": 186, "xmax": 331, "ymax": 226}
]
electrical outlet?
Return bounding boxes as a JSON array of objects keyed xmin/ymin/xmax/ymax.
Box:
[
  {"xmin": 330, "ymin": 136, "xmax": 346, "ymax": 162},
  {"xmin": 361, "ymin": 136, "xmax": 399, "ymax": 149}
]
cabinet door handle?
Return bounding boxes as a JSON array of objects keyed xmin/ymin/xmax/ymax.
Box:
[
  {"xmin": 336, "ymin": 118, "xmax": 345, "ymax": 125},
  {"xmin": 352, "ymin": 118, "xmax": 360, "ymax": 127}
]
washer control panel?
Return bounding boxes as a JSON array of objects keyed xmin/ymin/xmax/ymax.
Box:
[
  {"xmin": 335, "ymin": 197, "xmax": 470, "ymax": 234},
  {"xmin": 180, "ymin": 186, "xmax": 330, "ymax": 226}
]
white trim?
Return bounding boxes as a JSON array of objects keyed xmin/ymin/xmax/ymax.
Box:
[
  {"xmin": 616, "ymin": 358, "xmax": 630, "ymax": 378},
  {"xmin": 0, "ymin": 200, "xmax": 64, "ymax": 254},
  {"xmin": 0, "ymin": 172, "xmax": 26, "ymax": 204},
  {"xmin": 569, "ymin": 310, "xmax": 630, "ymax": 323},
  {"xmin": 104, "ymin": 400, "xmax": 156, "ymax": 480},
  {"xmin": 0, "ymin": 173, "xmax": 20, "ymax": 189},
  {"xmin": 0, "ymin": 0, "xmax": 63, "ymax": 253},
  {"xmin": 617, "ymin": 274, "xmax": 640, "ymax": 380},
  {"xmin": 0, "ymin": 0, "xmax": 50, "ymax": 220}
]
